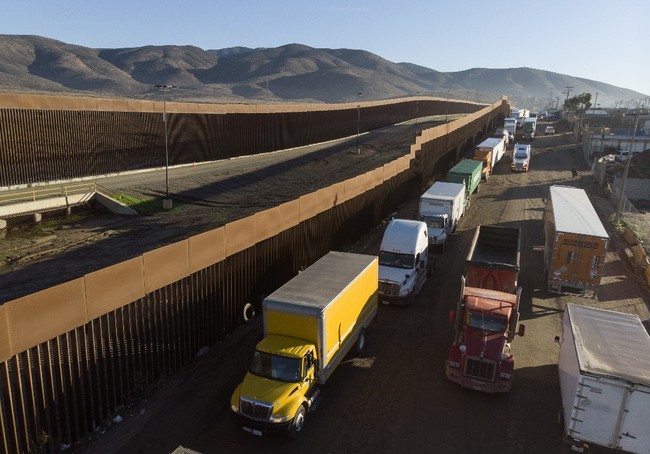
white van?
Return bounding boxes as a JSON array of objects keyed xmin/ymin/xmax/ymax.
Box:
[
  {"xmin": 511, "ymin": 143, "xmax": 531, "ymax": 172},
  {"xmin": 378, "ymin": 219, "xmax": 429, "ymax": 305}
]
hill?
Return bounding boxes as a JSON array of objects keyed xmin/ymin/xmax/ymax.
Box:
[{"xmin": 0, "ymin": 35, "xmax": 646, "ymax": 109}]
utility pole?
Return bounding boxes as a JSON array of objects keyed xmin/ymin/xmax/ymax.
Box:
[
  {"xmin": 592, "ymin": 92, "xmax": 598, "ymax": 112},
  {"xmin": 615, "ymin": 114, "xmax": 639, "ymax": 221}
]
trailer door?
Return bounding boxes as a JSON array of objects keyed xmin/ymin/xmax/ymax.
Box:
[
  {"xmin": 619, "ymin": 387, "xmax": 650, "ymax": 453},
  {"xmin": 571, "ymin": 376, "xmax": 624, "ymax": 448}
]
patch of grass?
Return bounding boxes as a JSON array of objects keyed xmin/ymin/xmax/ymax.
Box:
[{"xmin": 113, "ymin": 194, "xmax": 175, "ymax": 215}]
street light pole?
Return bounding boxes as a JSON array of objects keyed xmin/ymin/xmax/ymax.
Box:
[
  {"xmin": 155, "ymin": 84, "xmax": 176, "ymax": 208},
  {"xmin": 357, "ymin": 92, "xmax": 362, "ymax": 154}
]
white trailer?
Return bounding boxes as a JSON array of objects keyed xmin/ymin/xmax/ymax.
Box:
[
  {"xmin": 418, "ymin": 181, "xmax": 466, "ymax": 251},
  {"xmin": 557, "ymin": 304, "xmax": 650, "ymax": 453}
]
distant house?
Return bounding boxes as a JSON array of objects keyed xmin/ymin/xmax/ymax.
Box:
[{"xmin": 586, "ymin": 130, "xmax": 650, "ymax": 158}]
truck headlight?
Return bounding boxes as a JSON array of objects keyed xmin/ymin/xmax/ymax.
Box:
[
  {"xmin": 399, "ymin": 288, "xmax": 409, "ymax": 296},
  {"xmin": 269, "ymin": 414, "xmax": 291, "ymax": 423},
  {"xmin": 231, "ymin": 404, "xmax": 239, "ymax": 413},
  {"xmin": 448, "ymin": 361, "xmax": 461, "ymax": 369},
  {"xmin": 499, "ymin": 372, "xmax": 512, "ymax": 380}
]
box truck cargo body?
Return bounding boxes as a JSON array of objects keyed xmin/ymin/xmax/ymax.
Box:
[
  {"xmin": 544, "ymin": 186, "xmax": 608, "ymax": 297},
  {"xmin": 447, "ymin": 159, "xmax": 482, "ymax": 207},
  {"xmin": 473, "ymin": 137, "xmax": 506, "ymax": 180},
  {"xmin": 231, "ymin": 251, "xmax": 378, "ymax": 437},
  {"xmin": 558, "ymin": 304, "xmax": 650, "ymax": 453},
  {"xmin": 418, "ymin": 181, "xmax": 466, "ymax": 250}
]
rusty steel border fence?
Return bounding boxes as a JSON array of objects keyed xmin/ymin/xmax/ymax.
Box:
[
  {"xmin": 0, "ymin": 98, "xmax": 480, "ymax": 189},
  {"xmin": 0, "ymin": 179, "xmax": 411, "ymax": 453},
  {"xmin": 0, "ymin": 97, "xmax": 509, "ymax": 453}
]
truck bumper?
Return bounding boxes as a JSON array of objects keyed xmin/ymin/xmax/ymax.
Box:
[
  {"xmin": 445, "ymin": 365, "xmax": 512, "ymax": 393},
  {"xmin": 231, "ymin": 410, "xmax": 293, "ymax": 436},
  {"xmin": 378, "ymin": 293, "xmax": 412, "ymax": 306},
  {"xmin": 548, "ymin": 278, "xmax": 599, "ymax": 298}
]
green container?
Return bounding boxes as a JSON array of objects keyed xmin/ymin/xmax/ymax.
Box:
[{"xmin": 447, "ymin": 159, "xmax": 482, "ymax": 198}]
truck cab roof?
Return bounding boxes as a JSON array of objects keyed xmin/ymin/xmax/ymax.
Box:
[
  {"xmin": 256, "ymin": 334, "xmax": 312, "ymax": 358},
  {"xmin": 464, "ymin": 286, "xmax": 518, "ymax": 315}
]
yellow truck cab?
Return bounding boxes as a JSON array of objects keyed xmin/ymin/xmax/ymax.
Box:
[{"xmin": 230, "ymin": 251, "xmax": 378, "ymax": 438}]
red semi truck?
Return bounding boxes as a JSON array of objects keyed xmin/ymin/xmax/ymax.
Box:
[{"xmin": 446, "ymin": 225, "xmax": 526, "ymax": 393}]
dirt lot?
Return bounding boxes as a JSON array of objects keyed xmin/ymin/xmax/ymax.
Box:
[{"xmin": 67, "ymin": 129, "xmax": 650, "ymax": 454}]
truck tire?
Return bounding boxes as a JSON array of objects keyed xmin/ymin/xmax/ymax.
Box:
[
  {"xmin": 287, "ymin": 405, "xmax": 307, "ymax": 439},
  {"xmin": 355, "ymin": 329, "xmax": 366, "ymax": 354}
]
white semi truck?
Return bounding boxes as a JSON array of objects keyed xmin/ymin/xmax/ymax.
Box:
[{"xmin": 377, "ymin": 219, "xmax": 429, "ymax": 305}]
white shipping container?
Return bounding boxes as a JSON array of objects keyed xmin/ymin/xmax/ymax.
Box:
[{"xmin": 558, "ymin": 304, "xmax": 650, "ymax": 453}]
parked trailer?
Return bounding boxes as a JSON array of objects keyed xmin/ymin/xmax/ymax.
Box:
[
  {"xmin": 557, "ymin": 304, "xmax": 650, "ymax": 453},
  {"xmin": 465, "ymin": 224, "xmax": 521, "ymax": 294},
  {"xmin": 231, "ymin": 251, "xmax": 378, "ymax": 438},
  {"xmin": 543, "ymin": 186, "xmax": 609, "ymax": 297},
  {"xmin": 447, "ymin": 159, "xmax": 482, "ymax": 208}
]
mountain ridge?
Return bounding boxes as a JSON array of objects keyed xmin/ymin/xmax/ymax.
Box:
[{"xmin": 0, "ymin": 34, "xmax": 645, "ymax": 110}]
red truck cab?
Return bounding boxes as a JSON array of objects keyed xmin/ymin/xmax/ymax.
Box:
[{"xmin": 446, "ymin": 284, "xmax": 525, "ymax": 393}]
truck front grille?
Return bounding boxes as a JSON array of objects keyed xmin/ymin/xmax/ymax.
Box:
[
  {"xmin": 464, "ymin": 357, "xmax": 496, "ymax": 382},
  {"xmin": 379, "ymin": 281, "xmax": 400, "ymax": 296},
  {"xmin": 240, "ymin": 398, "xmax": 273, "ymax": 421}
]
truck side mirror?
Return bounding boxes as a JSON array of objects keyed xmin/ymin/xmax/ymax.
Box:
[
  {"xmin": 517, "ymin": 324, "xmax": 526, "ymax": 337},
  {"xmin": 448, "ymin": 310, "xmax": 456, "ymax": 323}
]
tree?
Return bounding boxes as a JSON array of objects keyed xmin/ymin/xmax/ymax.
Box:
[{"xmin": 563, "ymin": 93, "xmax": 592, "ymax": 112}]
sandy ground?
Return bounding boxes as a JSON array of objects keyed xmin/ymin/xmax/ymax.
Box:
[{"xmin": 68, "ymin": 130, "xmax": 650, "ymax": 454}]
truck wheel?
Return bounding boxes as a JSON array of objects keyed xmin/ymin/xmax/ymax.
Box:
[
  {"xmin": 355, "ymin": 329, "xmax": 366, "ymax": 354},
  {"xmin": 288, "ymin": 405, "xmax": 307, "ymax": 439}
]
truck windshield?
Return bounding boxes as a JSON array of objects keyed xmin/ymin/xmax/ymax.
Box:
[
  {"xmin": 250, "ymin": 351, "xmax": 302, "ymax": 383},
  {"xmin": 379, "ymin": 251, "xmax": 415, "ymax": 269},
  {"xmin": 467, "ymin": 312, "xmax": 507, "ymax": 333},
  {"xmin": 514, "ymin": 152, "xmax": 528, "ymax": 160},
  {"xmin": 422, "ymin": 215, "xmax": 445, "ymax": 229}
]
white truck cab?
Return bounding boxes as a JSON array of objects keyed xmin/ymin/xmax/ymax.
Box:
[
  {"xmin": 511, "ymin": 143, "xmax": 531, "ymax": 172},
  {"xmin": 378, "ymin": 219, "xmax": 429, "ymax": 305}
]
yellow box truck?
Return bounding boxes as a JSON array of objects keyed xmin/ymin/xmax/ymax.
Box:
[
  {"xmin": 544, "ymin": 185, "xmax": 609, "ymax": 297},
  {"xmin": 230, "ymin": 251, "xmax": 378, "ymax": 438}
]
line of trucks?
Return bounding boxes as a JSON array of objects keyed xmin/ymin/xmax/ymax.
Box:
[
  {"xmin": 229, "ymin": 151, "xmax": 631, "ymax": 448},
  {"xmin": 230, "ymin": 137, "xmax": 502, "ymax": 437},
  {"xmin": 504, "ymin": 108, "xmax": 537, "ymax": 141}
]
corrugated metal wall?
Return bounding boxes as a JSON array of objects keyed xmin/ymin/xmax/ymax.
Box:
[
  {"xmin": 0, "ymin": 98, "xmax": 479, "ymax": 188},
  {"xmin": 0, "ymin": 97, "xmax": 509, "ymax": 453}
]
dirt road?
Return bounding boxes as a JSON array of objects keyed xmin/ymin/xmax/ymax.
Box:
[{"xmin": 79, "ymin": 130, "xmax": 649, "ymax": 454}]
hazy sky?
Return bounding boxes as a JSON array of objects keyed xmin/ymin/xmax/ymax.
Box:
[{"xmin": 2, "ymin": 0, "xmax": 649, "ymax": 100}]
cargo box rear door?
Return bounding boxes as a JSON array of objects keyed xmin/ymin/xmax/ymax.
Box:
[
  {"xmin": 571, "ymin": 376, "xmax": 625, "ymax": 448},
  {"xmin": 619, "ymin": 387, "xmax": 650, "ymax": 453}
]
